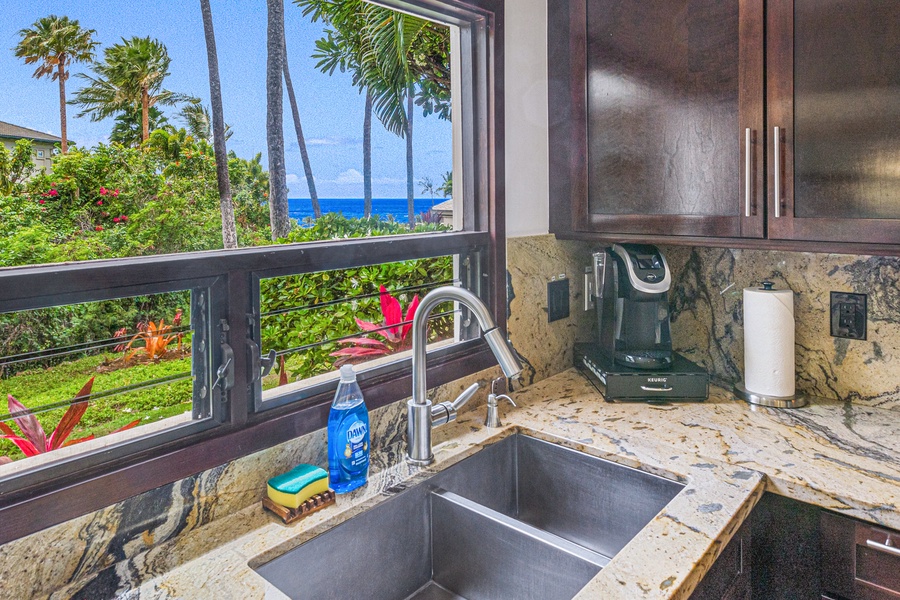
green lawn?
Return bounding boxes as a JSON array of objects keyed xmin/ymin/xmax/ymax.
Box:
[{"xmin": 0, "ymin": 351, "xmax": 192, "ymax": 460}]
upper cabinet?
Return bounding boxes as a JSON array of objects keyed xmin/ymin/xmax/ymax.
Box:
[
  {"xmin": 768, "ymin": 0, "xmax": 900, "ymax": 244},
  {"xmin": 549, "ymin": 0, "xmax": 900, "ymax": 249}
]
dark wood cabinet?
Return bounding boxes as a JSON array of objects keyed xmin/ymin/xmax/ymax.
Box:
[
  {"xmin": 549, "ymin": 0, "xmax": 764, "ymax": 239},
  {"xmin": 690, "ymin": 520, "xmax": 752, "ymax": 600},
  {"xmin": 821, "ymin": 512, "xmax": 900, "ymax": 599},
  {"xmin": 767, "ymin": 0, "xmax": 900, "ymax": 244},
  {"xmin": 549, "ymin": 0, "xmax": 900, "ymax": 250}
]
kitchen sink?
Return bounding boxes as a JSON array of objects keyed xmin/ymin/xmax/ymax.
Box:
[{"xmin": 253, "ymin": 434, "xmax": 683, "ymax": 600}]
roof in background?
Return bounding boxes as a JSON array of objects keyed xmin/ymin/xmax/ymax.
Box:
[{"xmin": 0, "ymin": 120, "xmax": 62, "ymax": 143}]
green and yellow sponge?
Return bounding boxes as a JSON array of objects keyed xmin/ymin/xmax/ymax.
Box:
[{"xmin": 267, "ymin": 464, "xmax": 329, "ymax": 509}]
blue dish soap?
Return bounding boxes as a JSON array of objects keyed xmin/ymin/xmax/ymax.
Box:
[{"xmin": 327, "ymin": 365, "xmax": 370, "ymax": 494}]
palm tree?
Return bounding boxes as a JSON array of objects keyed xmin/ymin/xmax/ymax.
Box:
[
  {"xmin": 363, "ymin": 92, "xmax": 373, "ymax": 217},
  {"xmin": 359, "ymin": 9, "xmax": 430, "ymax": 228},
  {"xmin": 282, "ymin": 26, "xmax": 321, "ymax": 219},
  {"xmin": 266, "ymin": 0, "xmax": 291, "ymax": 240},
  {"xmin": 301, "ymin": 2, "xmax": 373, "ymax": 218},
  {"xmin": 110, "ymin": 105, "xmax": 168, "ymax": 146},
  {"xmin": 200, "ymin": 0, "xmax": 238, "ymax": 250},
  {"xmin": 15, "ymin": 15, "xmax": 98, "ymax": 154},
  {"xmin": 419, "ymin": 176, "xmax": 436, "ymax": 200},
  {"xmin": 405, "ymin": 85, "xmax": 415, "ymax": 227},
  {"xmin": 438, "ymin": 170, "xmax": 452, "ymax": 198},
  {"xmin": 297, "ymin": 0, "xmax": 451, "ymax": 225},
  {"xmin": 73, "ymin": 36, "xmax": 187, "ymax": 143},
  {"xmin": 178, "ymin": 100, "xmax": 233, "ymax": 143}
]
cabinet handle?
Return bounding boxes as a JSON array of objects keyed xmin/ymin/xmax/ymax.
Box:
[
  {"xmin": 867, "ymin": 539, "xmax": 900, "ymax": 558},
  {"xmin": 745, "ymin": 128, "xmax": 752, "ymax": 217},
  {"xmin": 773, "ymin": 126, "xmax": 781, "ymax": 218}
]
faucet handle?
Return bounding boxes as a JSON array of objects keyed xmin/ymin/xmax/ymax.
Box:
[
  {"xmin": 431, "ymin": 382, "xmax": 482, "ymax": 427},
  {"xmin": 451, "ymin": 382, "xmax": 482, "ymax": 411}
]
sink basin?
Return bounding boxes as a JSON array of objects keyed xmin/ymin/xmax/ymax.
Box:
[{"xmin": 254, "ymin": 434, "xmax": 683, "ymax": 600}]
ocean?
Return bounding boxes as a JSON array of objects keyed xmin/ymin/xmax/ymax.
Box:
[{"xmin": 289, "ymin": 198, "xmax": 442, "ymax": 223}]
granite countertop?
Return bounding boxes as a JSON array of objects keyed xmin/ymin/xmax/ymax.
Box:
[{"xmin": 113, "ymin": 369, "xmax": 900, "ymax": 600}]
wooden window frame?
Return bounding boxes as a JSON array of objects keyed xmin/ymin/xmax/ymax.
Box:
[{"xmin": 0, "ymin": 0, "xmax": 505, "ymax": 545}]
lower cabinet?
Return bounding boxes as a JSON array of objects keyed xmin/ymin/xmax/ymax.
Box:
[
  {"xmin": 821, "ymin": 512, "xmax": 900, "ymax": 600},
  {"xmin": 690, "ymin": 520, "xmax": 751, "ymax": 600},
  {"xmin": 690, "ymin": 494, "xmax": 900, "ymax": 599}
]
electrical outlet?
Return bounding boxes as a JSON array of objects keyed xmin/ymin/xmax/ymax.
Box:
[
  {"xmin": 830, "ymin": 292, "xmax": 867, "ymax": 340},
  {"xmin": 547, "ymin": 277, "xmax": 570, "ymax": 323}
]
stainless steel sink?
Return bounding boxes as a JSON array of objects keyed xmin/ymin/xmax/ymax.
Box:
[{"xmin": 254, "ymin": 434, "xmax": 683, "ymax": 600}]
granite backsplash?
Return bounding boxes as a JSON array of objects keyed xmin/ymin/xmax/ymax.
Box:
[
  {"xmin": 507, "ymin": 236, "xmax": 900, "ymax": 409},
  {"xmin": 663, "ymin": 246, "xmax": 900, "ymax": 410}
]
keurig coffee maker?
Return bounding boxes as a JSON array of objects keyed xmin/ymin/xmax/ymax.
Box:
[{"xmin": 575, "ymin": 244, "xmax": 709, "ymax": 402}]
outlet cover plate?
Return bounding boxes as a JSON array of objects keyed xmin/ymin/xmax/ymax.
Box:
[
  {"xmin": 548, "ymin": 278, "xmax": 570, "ymax": 323},
  {"xmin": 830, "ymin": 291, "xmax": 867, "ymax": 340}
]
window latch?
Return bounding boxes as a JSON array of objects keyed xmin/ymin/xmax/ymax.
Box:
[
  {"xmin": 246, "ymin": 339, "xmax": 277, "ymax": 383},
  {"xmin": 259, "ymin": 349, "xmax": 277, "ymax": 378},
  {"xmin": 214, "ymin": 343, "xmax": 235, "ymax": 392}
]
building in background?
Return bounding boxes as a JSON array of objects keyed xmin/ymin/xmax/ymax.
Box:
[{"xmin": 0, "ymin": 120, "xmax": 62, "ymax": 173}]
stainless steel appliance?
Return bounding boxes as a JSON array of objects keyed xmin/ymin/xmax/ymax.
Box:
[{"xmin": 576, "ymin": 244, "xmax": 708, "ymax": 402}]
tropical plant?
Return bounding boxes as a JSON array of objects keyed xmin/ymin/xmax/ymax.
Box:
[
  {"xmin": 299, "ymin": 0, "xmax": 449, "ymax": 222},
  {"xmin": 419, "ymin": 176, "xmax": 436, "ymax": 199},
  {"xmin": 438, "ymin": 170, "xmax": 452, "ymax": 198},
  {"xmin": 200, "ymin": 0, "xmax": 238, "ymax": 249},
  {"xmin": 0, "ymin": 139, "xmax": 36, "ymax": 195},
  {"xmin": 0, "ymin": 378, "xmax": 139, "ymax": 461},
  {"xmin": 124, "ymin": 319, "xmax": 176, "ymax": 361},
  {"xmin": 351, "ymin": 5, "xmax": 450, "ymax": 226},
  {"xmin": 72, "ymin": 36, "xmax": 189, "ymax": 143},
  {"xmin": 14, "ymin": 15, "xmax": 98, "ymax": 154},
  {"xmin": 266, "ymin": 0, "xmax": 291, "ymax": 240},
  {"xmin": 178, "ymin": 100, "xmax": 232, "ymax": 144},
  {"xmin": 330, "ymin": 285, "xmax": 420, "ymax": 365},
  {"xmin": 110, "ymin": 105, "xmax": 169, "ymax": 147},
  {"xmin": 301, "ymin": 3, "xmax": 374, "ymax": 218}
]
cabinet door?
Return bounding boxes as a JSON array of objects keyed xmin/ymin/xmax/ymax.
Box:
[
  {"xmin": 548, "ymin": 0, "xmax": 764, "ymax": 238},
  {"xmin": 822, "ymin": 512, "xmax": 900, "ymax": 599},
  {"xmin": 690, "ymin": 520, "xmax": 751, "ymax": 600},
  {"xmin": 767, "ymin": 0, "xmax": 900, "ymax": 243}
]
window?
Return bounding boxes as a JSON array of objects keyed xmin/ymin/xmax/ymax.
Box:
[
  {"xmin": 0, "ymin": 0, "xmax": 504, "ymax": 544},
  {"xmin": 35, "ymin": 150, "xmax": 44, "ymax": 158}
]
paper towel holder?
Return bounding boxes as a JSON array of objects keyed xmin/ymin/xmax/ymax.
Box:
[
  {"xmin": 733, "ymin": 382, "xmax": 809, "ymax": 409},
  {"xmin": 735, "ymin": 279, "xmax": 808, "ymax": 408}
]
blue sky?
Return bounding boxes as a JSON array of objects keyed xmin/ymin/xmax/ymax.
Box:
[{"xmin": 0, "ymin": 0, "xmax": 453, "ymax": 198}]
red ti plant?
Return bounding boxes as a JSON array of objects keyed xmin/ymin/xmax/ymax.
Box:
[
  {"xmin": 0, "ymin": 378, "xmax": 139, "ymax": 463},
  {"xmin": 331, "ymin": 285, "xmax": 420, "ymax": 366}
]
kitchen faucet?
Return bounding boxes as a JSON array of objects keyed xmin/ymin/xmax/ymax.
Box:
[{"xmin": 407, "ymin": 286, "xmax": 523, "ymax": 465}]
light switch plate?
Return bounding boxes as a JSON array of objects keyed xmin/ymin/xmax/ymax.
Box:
[{"xmin": 548, "ymin": 278, "xmax": 570, "ymax": 323}]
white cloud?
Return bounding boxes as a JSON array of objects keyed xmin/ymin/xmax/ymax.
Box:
[
  {"xmin": 332, "ymin": 169, "xmax": 364, "ymax": 185},
  {"xmin": 285, "ymin": 173, "xmax": 300, "ymax": 184},
  {"xmin": 306, "ymin": 136, "xmax": 362, "ymax": 147}
]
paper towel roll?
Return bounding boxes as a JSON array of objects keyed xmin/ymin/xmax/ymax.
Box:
[{"xmin": 743, "ymin": 286, "xmax": 795, "ymax": 397}]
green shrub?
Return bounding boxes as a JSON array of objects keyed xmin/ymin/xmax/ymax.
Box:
[{"xmin": 262, "ymin": 214, "xmax": 453, "ymax": 383}]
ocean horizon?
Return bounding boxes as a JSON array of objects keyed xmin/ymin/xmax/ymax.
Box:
[{"xmin": 289, "ymin": 198, "xmax": 443, "ymax": 223}]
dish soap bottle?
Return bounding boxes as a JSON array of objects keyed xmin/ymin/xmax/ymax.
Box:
[{"xmin": 327, "ymin": 365, "xmax": 369, "ymax": 493}]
